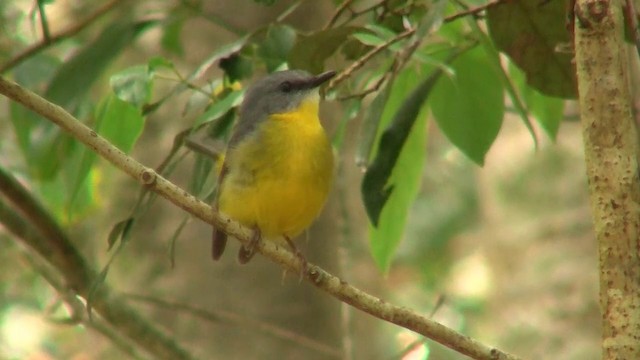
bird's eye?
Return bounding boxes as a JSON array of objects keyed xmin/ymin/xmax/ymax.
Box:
[{"xmin": 279, "ymin": 81, "xmax": 293, "ymax": 93}]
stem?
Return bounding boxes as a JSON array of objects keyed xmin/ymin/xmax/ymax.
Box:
[{"xmin": 574, "ymin": 0, "xmax": 640, "ymax": 358}]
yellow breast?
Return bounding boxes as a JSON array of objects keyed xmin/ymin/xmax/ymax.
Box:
[{"xmin": 218, "ymin": 97, "xmax": 334, "ymax": 240}]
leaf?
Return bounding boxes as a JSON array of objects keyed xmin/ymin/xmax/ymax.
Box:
[
  {"xmin": 161, "ymin": 12, "xmax": 186, "ymax": 55},
  {"xmin": 107, "ymin": 217, "xmax": 135, "ymax": 250},
  {"xmin": 352, "ymin": 32, "xmax": 386, "ymax": 47},
  {"xmin": 258, "ymin": 24, "xmax": 297, "ymax": 72},
  {"xmin": 486, "ymin": 0, "xmax": 576, "ymax": 98},
  {"xmin": 110, "ymin": 65, "xmax": 153, "ymax": 109},
  {"xmin": 95, "ymin": 94, "xmax": 145, "ymax": 153},
  {"xmin": 370, "ymin": 113, "xmax": 428, "ymax": 273},
  {"xmin": 193, "ymin": 90, "xmax": 244, "ymax": 127},
  {"xmin": 430, "ymin": 47, "xmax": 504, "ymax": 165},
  {"xmin": 510, "ymin": 63, "xmax": 565, "ymax": 140},
  {"xmin": 289, "ymin": 26, "xmax": 357, "ymax": 73},
  {"xmin": 148, "ymin": 56, "xmax": 174, "ymax": 72},
  {"xmin": 355, "ymin": 82, "xmax": 393, "ymax": 168},
  {"xmin": 194, "ymin": 36, "xmax": 250, "ymax": 79},
  {"xmin": 45, "ymin": 20, "xmax": 156, "ymax": 110},
  {"xmin": 361, "ymin": 66, "xmax": 445, "ymax": 227}
]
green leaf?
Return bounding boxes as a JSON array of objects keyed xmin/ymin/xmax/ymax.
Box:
[
  {"xmin": 108, "ymin": 218, "xmax": 134, "ymax": 250},
  {"xmin": 289, "ymin": 26, "xmax": 356, "ymax": 74},
  {"xmin": 355, "ymin": 82, "xmax": 393, "ymax": 168},
  {"xmin": 258, "ymin": 24, "xmax": 296, "ymax": 72},
  {"xmin": 361, "ymin": 66, "xmax": 442, "ymax": 227},
  {"xmin": 110, "ymin": 65, "xmax": 153, "ymax": 109},
  {"xmin": 352, "ymin": 32, "xmax": 386, "ymax": 47},
  {"xmin": 194, "ymin": 36, "xmax": 251, "ymax": 79},
  {"xmin": 161, "ymin": 13, "xmax": 186, "ymax": 55},
  {"xmin": 370, "ymin": 113, "xmax": 427, "ymax": 273},
  {"xmin": 45, "ymin": 20, "xmax": 156, "ymax": 110},
  {"xmin": 95, "ymin": 94, "xmax": 145, "ymax": 154},
  {"xmin": 430, "ymin": 47, "xmax": 504, "ymax": 165},
  {"xmin": 148, "ymin": 56, "xmax": 174, "ymax": 72},
  {"xmin": 486, "ymin": 0, "xmax": 576, "ymax": 98},
  {"xmin": 510, "ymin": 63, "xmax": 564, "ymax": 139},
  {"xmin": 219, "ymin": 53, "xmax": 253, "ymax": 83},
  {"xmin": 193, "ymin": 90, "xmax": 245, "ymax": 127}
]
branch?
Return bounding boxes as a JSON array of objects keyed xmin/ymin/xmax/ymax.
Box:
[
  {"xmin": 0, "ymin": 76, "xmax": 521, "ymax": 360},
  {"xmin": 443, "ymin": 0, "xmax": 507, "ymax": 23},
  {"xmin": 574, "ymin": 0, "xmax": 640, "ymax": 358},
  {"xmin": 0, "ymin": 167, "xmax": 195, "ymax": 359},
  {"xmin": 0, "ymin": 0, "xmax": 124, "ymax": 74},
  {"xmin": 327, "ymin": 28, "xmax": 415, "ymax": 91}
]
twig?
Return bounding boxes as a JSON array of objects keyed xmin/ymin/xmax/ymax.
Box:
[
  {"xmin": 324, "ymin": 0, "xmax": 357, "ymax": 30},
  {"xmin": 0, "ymin": 0, "xmax": 125, "ymax": 74},
  {"xmin": 443, "ymin": 0, "xmax": 507, "ymax": 23},
  {"xmin": 0, "ymin": 166, "xmax": 195, "ymax": 359},
  {"xmin": 328, "ymin": 28, "xmax": 414, "ymax": 91},
  {"xmin": 0, "ymin": 76, "xmax": 522, "ymax": 360},
  {"xmin": 126, "ymin": 293, "xmax": 341, "ymax": 358}
]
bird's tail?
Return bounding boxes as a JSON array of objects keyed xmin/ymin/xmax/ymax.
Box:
[{"xmin": 211, "ymin": 228, "xmax": 228, "ymax": 260}]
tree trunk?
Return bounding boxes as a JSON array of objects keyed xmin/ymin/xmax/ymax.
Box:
[{"xmin": 574, "ymin": 0, "xmax": 640, "ymax": 358}]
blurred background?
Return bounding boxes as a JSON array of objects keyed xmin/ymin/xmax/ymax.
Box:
[{"xmin": 0, "ymin": 0, "xmax": 600, "ymax": 359}]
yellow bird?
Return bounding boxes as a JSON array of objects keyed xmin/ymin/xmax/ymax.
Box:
[{"xmin": 212, "ymin": 70, "xmax": 335, "ymax": 263}]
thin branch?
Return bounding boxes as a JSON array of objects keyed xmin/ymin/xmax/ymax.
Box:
[
  {"xmin": 0, "ymin": 76, "xmax": 522, "ymax": 360},
  {"xmin": 126, "ymin": 293, "xmax": 341, "ymax": 358},
  {"xmin": 0, "ymin": 167, "xmax": 195, "ymax": 359},
  {"xmin": 443, "ymin": 0, "xmax": 507, "ymax": 23},
  {"xmin": 324, "ymin": 0, "xmax": 357, "ymax": 30},
  {"xmin": 327, "ymin": 28, "xmax": 415, "ymax": 91},
  {"xmin": 0, "ymin": 0, "xmax": 125, "ymax": 74}
]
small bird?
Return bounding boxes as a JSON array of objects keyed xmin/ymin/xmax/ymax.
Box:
[{"xmin": 212, "ymin": 70, "xmax": 335, "ymax": 263}]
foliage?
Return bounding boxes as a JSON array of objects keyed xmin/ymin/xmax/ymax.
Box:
[{"xmin": 0, "ymin": 0, "xmax": 608, "ymax": 357}]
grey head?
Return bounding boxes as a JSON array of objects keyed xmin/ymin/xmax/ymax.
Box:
[{"xmin": 228, "ymin": 70, "xmax": 335, "ymax": 148}]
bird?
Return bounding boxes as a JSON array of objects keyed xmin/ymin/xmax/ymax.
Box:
[{"xmin": 211, "ymin": 69, "xmax": 335, "ymax": 264}]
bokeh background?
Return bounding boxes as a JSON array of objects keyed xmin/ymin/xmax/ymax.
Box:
[{"xmin": 1, "ymin": 0, "xmax": 600, "ymax": 359}]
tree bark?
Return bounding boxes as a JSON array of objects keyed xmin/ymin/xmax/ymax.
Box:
[{"xmin": 574, "ymin": 0, "xmax": 640, "ymax": 358}]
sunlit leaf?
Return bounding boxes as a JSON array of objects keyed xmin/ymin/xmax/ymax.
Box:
[
  {"xmin": 193, "ymin": 90, "xmax": 245, "ymax": 127},
  {"xmin": 430, "ymin": 47, "xmax": 504, "ymax": 165}
]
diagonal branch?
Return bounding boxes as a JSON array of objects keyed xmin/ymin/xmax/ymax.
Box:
[
  {"xmin": 0, "ymin": 76, "xmax": 521, "ymax": 360},
  {"xmin": 0, "ymin": 0, "xmax": 125, "ymax": 74}
]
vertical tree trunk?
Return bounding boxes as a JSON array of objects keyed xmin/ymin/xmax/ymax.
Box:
[{"xmin": 574, "ymin": 0, "xmax": 640, "ymax": 358}]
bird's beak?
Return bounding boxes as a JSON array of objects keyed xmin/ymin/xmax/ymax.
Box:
[{"xmin": 307, "ymin": 70, "xmax": 336, "ymax": 89}]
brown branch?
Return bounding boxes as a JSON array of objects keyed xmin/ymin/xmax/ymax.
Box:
[
  {"xmin": 323, "ymin": 0, "xmax": 357, "ymax": 30},
  {"xmin": 443, "ymin": 0, "xmax": 507, "ymax": 23},
  {"xmin": 574, "ymin": 0, "xmax": 640, "ymax": 358},
  {"xmin": 327, "ymin": 28, "xmax": 415, "ymax": 91},
  {"xmin": 0, "ymin": 167, "xmax": 195, "ymax": 359},
  {"xmin": 0, "ymin": 0, "xmax": 125, "ymax": 74},
  {"xmin": 0, "ymin": 76, "xmax": 521, "ymax": 360}
]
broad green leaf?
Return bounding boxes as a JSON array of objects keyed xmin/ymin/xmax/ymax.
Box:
[
  {"xmin": 45, "ymin": 20, "xmax": 156, "ymax": 110},
  {"xmin": 430, "ymin": 47, "xmax": 504, "ymax": 165},
  {"xmin": 194, "ymin": 36, "xmax": 251, "ymax": 79},
  {"xmin": 95, "ymin": 94, "xmax": 145, "ymax": 153},
  {"xmin": 352, "ymin": 32, "xmax": 386, "ymax": 47},
  {"xmin": 258, "ymin": 24, "xmax": 296, "ymax": 72},
  {"xmin": 362, "ymin": 65, "xmax": 446, "ymax": 227},
  {"xmin": 486, "ymin": 0, "xmax": 576, "ymax": 98},
  {"xmin": 219, "ymin": 53, "xmax": 253, "ymax": 82},
  {"xmin": 161, "ymin": 12, "xmax": 186, "ymax": 55},
  {"xmin": 110, "ymin": 65, "xmax": 152, "ymax": 109},
  {"xmin": 289, "ymin": 26, "xmax": 356, "ymax": 74},
  {"xmin": 370, "ymin": 113, "xmax": 427, "ymax": 273},
  {"xmin": 148, "ymin": 56, "xmax": 174, "ymax": 72},
  {"xmin": 193, "ymin": 90, "xmax": 245, "ymax": 127}
]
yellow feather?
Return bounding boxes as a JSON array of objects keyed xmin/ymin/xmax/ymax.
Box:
[{"xmin": 217, "ymin": 96, "xmax": 333, "ymax": 241}]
